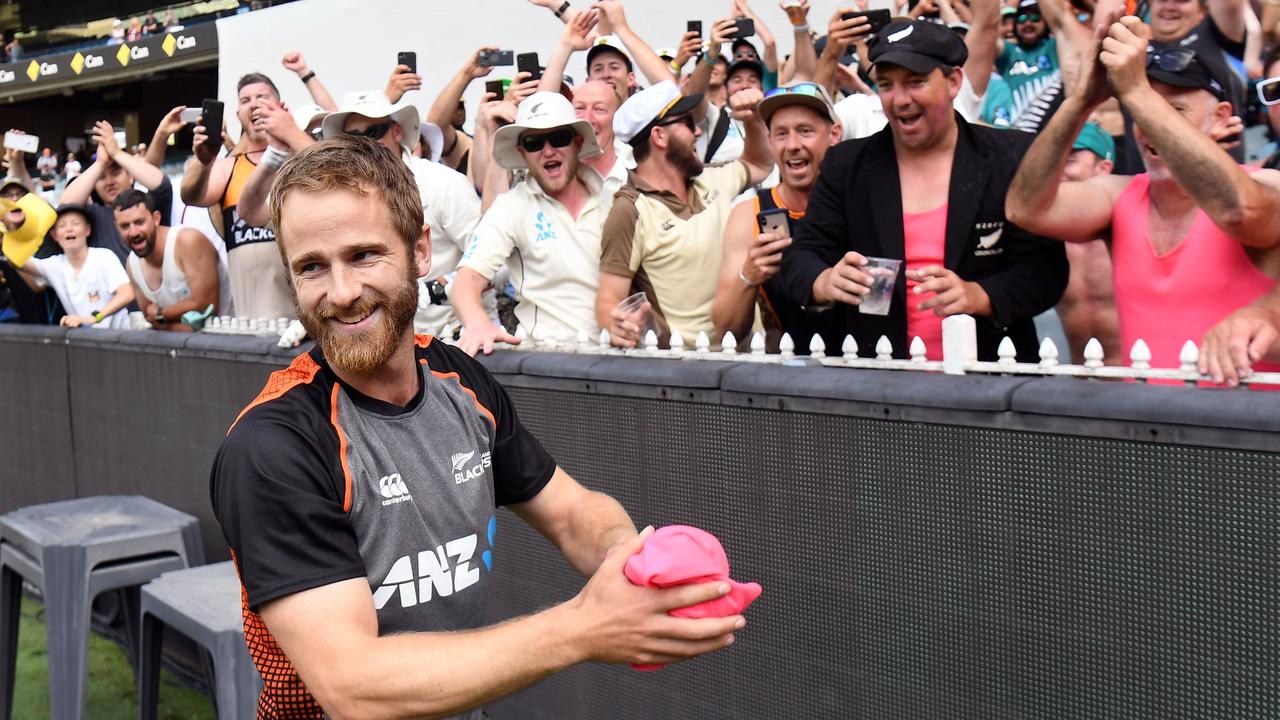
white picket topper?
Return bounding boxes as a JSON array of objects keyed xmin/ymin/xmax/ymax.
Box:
[
  {"xmin": 643, "ymin": 330, "xmax": 659, "ymax": 352},
  {"xmin": 669, "ymin": 330, "xmax": 685, "ymax": 354},
  {"xmin": 1129, "ymin": 339, "xmax": 1152, "ymax": 371},
  {"xmin": 909, "ymin": 336, "xmax": 927, "ymax": 363},
  {"xmin": 1038, "ymin": 338, "xmax": 1059, "ymax": 367},
  {"xmin": 1179, "ymin": 340, "xmax": 1199, "ymax": 374},
  {"xmin": 779, "ymin": 333, "xmax": 795, "ymax": 360},
  {"xmin": 597, "ymin": 328, "xmax": 611, "ymax": 348},
  {"xmin": 695, "ymin": 331, "xmax": 711, "ymax": 354},
  {"xmin": 1083, "ymin": 338, "xmax": 1104, "ymax": 369},
  {"xmin": 875, "ymin": 335, "xmax": 893, "ymax": 361},
  {"xmin": 576, "ymin": 329, "xmax": 591, "ymax": 351},
  {"xmin": 721, "ymin": 331, "xmax": 738, "ymax": 355},
  {"xmin": 515, "ymin": 325, "xmax": 530, "ymax": 351},
  {"xmin": 750, "ymin": 332, "xmax": 766, "ymax": 356},
  {"xmin": 842, "ymin": 335, "xmax": 858, "ymax": 360},
  {"xmin": 809, "ymin": 334, "xmax": 826, "ymax": 359},
  {"xmin": 997, "ymin": 337, "xmax": 1017, "ymax": 366}
]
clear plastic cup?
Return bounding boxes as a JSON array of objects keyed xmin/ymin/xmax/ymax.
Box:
[
  {"xmin": 857, "ymin": 257, "xmax": 902, "ymax": 316},
  {"xmin": 615, "ymin": 291, "xmax": 658, "ymax": 342}
]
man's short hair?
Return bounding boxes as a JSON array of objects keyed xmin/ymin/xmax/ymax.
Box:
[
  {"xmin": 112, "ymin": 188, "xmax": 155, "ymax": 214},
  {"xmin": 268, "ymin": 135, "xmax": 424, "ymax": 263},
  {"xmin": 237, "ymin": 72, "xmax": 280, "ymax": 98}
]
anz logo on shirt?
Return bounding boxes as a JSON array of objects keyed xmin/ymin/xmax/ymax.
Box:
[
  {"xmin": 1006, "ymin": 54, "xmax": 1053, "ymax": 77},
  {"xmin": 532, "ymin": 211, "xmax": 558, "ymax": 243}
]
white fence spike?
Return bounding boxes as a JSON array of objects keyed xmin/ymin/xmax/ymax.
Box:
[
  {"xmin": 695, "ymin": 331, "xmax": 711, "ymax": 353},
  {"xmin": 1179, "ymin": 340, "xmax": 1200, "ymax": 373},
  {"xmin": 750, "ymin": 331, "xmax": 766, "ymax": 355},
  {"xmin": 1083, "ymin": 338, "xmax": 1104, "ymax": 369},
  {"xmin": 576, "ymin": 329, "xmax": 591, "ymax": 350},
  {"xmin": 554, "ymin": 328, "xmax": 568, "ymax": 347},
  {"xmin": 875, "ymin": 335, "xmax": 893, "ymax": 361},
  {"xmin": 1038, "ymin": 337, "xmax": 1059, "ymax": 367},
  {"xmin": 1129, "ymin": 338, "xmax": 1152, "ymax": 370},
  {"xmin": 841, "ymin": 335, "xmax": 858, "ymax": 360},
  {"xmin": 721, "ymin": 331, "xmax": 738, "ymax": 355},
  {"xmin": 669, "ymin": 330, "xmax": 685, "ymax": 353},
  {"xmin": 909, "ymin": 336, "xmax": 927, "ymax": 363},
  {"xmin": 643, "ymin": 330, "xmax": 659, "ymax": 351},
  {"xmin": 779, "ymin": 333, "xmax": 795, "ymax": 360},
  {"xmin": 809, "ymin": 334, "xmax": 826, "ymax": 359},
  {"xmin": 597, "ymin": 328, "xmax": 610, "ymax": 348},
  {"xmin": 997, "ymin": 336, "xmax": 1017, "ymax": 366}
]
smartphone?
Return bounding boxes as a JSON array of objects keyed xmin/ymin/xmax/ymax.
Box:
[
  {"xmin": 484, "ymin": 79, "xmax": 505, "ymax": 98},
  {"xmin": 478, "ymin": 49, "xmax": 514, "ymax": 67},
  {"xmin": 516, "ymin": 52, "xmax": 542, "ymax": 82},
  {"xmin": 729, "ymin": 17, "xmax": 755, "ymax": 40},
  {"xmin": 843, "ymin": 9, "xmax": 892, "ymax": 33},
  {"xmin": 397, "ymin": 51, "xmax": 417, "ymax": 74},
  {"xmin": 178, "ymin": 107, "xmax": 201, "ymax": 124},
  {"xmin": 2, "ymin": 131, "xmax": 38, "ymax": 154},
  {"xmin": 757, "ymin": 208, "xmax": 791, "ymax": 239},
  {"xmin": 200, "ymin": 99, "xmax": 224, "ymax": 155},
  {"xmin": 687, "ymin": 20, "xmax": 702, "ymax": 38}
]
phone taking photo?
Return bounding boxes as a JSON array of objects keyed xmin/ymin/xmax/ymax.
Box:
[
  {"xmin": 516, "ymin": 52, "xmax": 542, "ymax": 82},
  {"xmin": 757, "ymin": 208, "xmax": 791, "ymax": 239},
  {"xmin": 200, "ymin": 99, "xmax": 224, "ymax": 155},
  {"xmin": 398, "ymin": 51, "xmax": 417, "ymax": 74},
  {"xmin": 687, "ymin": 20, "xmax": 702, "ymax": 38},
  {"xmin": 842, "ymin": 9, "xmax": 892, "ymax": 34},
  {"xmin": 3, "ymin": 131, "xmax": 38, "ymax": 154},
  {"xmin": 484, "ymin": 79, "xmax": 505, "ymax": 99},
  {"xmin": 178, "ymin": 107, "xmax": 201, "ymax": 124},
  {"xmin": 478, "ymin": 49, "xmax": 514, "ymax": 67},
  {"xmin": 729, "ymin": 17, "xmax": 755, "ymax": 40}
]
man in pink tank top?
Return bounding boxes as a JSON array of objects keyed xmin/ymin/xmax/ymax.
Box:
[{"xmin": 1007, "ymin": 13, "xmax": 1280, "ymax": 385}]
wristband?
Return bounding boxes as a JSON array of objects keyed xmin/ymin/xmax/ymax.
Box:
[
  {"xmin": 261, "ymin": 145, "xmax": 290, "ymax": 170},
  {"xmin": 738, "ymin": 268, "xmax": 759, "ymax": 287},
  {"xmin": 670, "ymin": 59, "xmax": 683, "ymax": 73},
  {"xmin": 554, "ymin": 1, "xmax": 570, "ymax": 16},
  {"xmin": 792, "ymin": 23, "xmax": 809, "ymax": 32},
  {"xmin": 299, "ymin": 70, "xmax": 316, "ymax": 83},
  {"xmin": 155, "ymin": 311, "xmax": 167, "ymax": 324},
  {"xmin": 92, "ymin": 311, "xmax": 105, "ymax": 324}
]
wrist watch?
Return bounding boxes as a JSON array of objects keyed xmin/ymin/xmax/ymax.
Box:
[
  {"xmin": 155, "ymin": 310, "xmax": 167, "ymax": 324},
  {"xmin": 426, "ymin": 279, "xmax": 449, "ymax": 305}
]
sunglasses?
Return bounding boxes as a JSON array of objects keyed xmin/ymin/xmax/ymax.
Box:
[
  {"xmin": 1146, "ymin": 47, "xmax": 1197, "ymax": 72},
  {"xmin": 1016, "ymin": 12, "xmax": 1041, "ymax": 23},
  {"xmin": 519, "ymin": 128, "xmax": 576, "ymax": 153},
  {"xmin": 345, "ymin": 120, "xmax": 395, "ymax": 141},
  {"xmin": 764, "ymin": 82, "xmax": 825, "ymax": 100},
  {"xmin": 1259, "ymin": 77, "xmax": 1280, "ymax": 106},
  {"xmin": 655, "ymin": 114, "xmax": 696, "ymax": 132}
]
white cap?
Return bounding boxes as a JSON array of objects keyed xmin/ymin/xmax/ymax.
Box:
[
  {"xmin": 420, "ymin": 122, "xmax": 444, "ymax": 162},
  {"xmin": 491, "ymin": 92, "xmax": 601, "ymax": 170},
  {"xmin": 291, "ymin": 103, "xmax": 328, "ymax": 131},
  {"xmin": 321, "ymin": 91, "xmax": 420, "ymax": 154},
  {"xmin": 612, "ymin": 80, "xmax": 702, "ymax": 146}
]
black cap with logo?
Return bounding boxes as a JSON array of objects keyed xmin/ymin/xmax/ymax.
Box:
[
  {"xmin": 1146, "ymin": 44, "xmax": 1229, "ymax": 101},
  {"xmin": 869, "ymin": 20, "xmax": 969, "ymax": 74}
]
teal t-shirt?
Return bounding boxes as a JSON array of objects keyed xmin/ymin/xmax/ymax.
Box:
[
  {"xmin": 981, "ymin": 75, "xmax": 1014, "ymax": 129},
  {"xmin": 995, "ymin": 37, "xmax": 1060, "ymax": 125}
]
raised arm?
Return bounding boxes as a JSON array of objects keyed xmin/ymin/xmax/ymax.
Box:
[
  {"xmin": 1005, "ymin": 17, "xmax": 1124, "ymax": 241},
  {"xmin": 282, "ymin": 51, "xmax": 337, "ymax": 111},
  {"xmin": 734, "ymin": 0, "xmax": 779, "ymax": 73},
  {"xmin": 540, "ymin": 14, "xmax": 598, "ymax": 93},
  {"xmin": 431, "ymin": 48, "xmax": 498, "ymax": 159},
  {"xmin": 1039, "ymin": 0, "xmax": 1094, "ymax": 91},
  {"xmin": 1103, "ymin": 16, "xmax": 1280, "ymax": 248},
  {"xmin": 88, "ymin": 121, "xmax": 165, "ymax": 190},
  {"xmin": 1207, "ymin": 0, "xmax": 1248, "ymax": 44},
  {"xmin": 528, "ymin": 0, "xmax": 578, "ymax": 24},
  {"xmin": 962, "ymin": 0, "xmax": 1001, "ymax": 96},
  {"xmin": 815, "ymin": 9, "xmax": 872, "ymax": 96},
  {"xmin": 145, "ymin": 106, "xmax": 188, "ymax": 169},
  {"xmin": 782, "ymin": 0, "xmax": 818, "ymax": 82},
  {"xmin": 235, "ymin": 100, "xmax": 313, "ymax": 228},
  {"xmin": 3, "ymin": 136, "xmax": 33, "ymax": 189},
  {"xmin": 729, "ymin": 87, "xmax": 774, "ymax": 184},
  {"xmin": 594, "ymin": 1, "xmax": 681, "ymax": 85},
  {"xmin": 180, "ymin": 113, "xmax": 231, "ymax": 207}
]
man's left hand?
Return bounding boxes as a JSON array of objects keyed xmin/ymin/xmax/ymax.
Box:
[
  {"xmin": 1199, "ymin": 304, "xmax": 1280, "ymax": 386},
  {"xmin": 908, "ymin": 266, "xmax": 992, "ymax": 317},
  {"xmin": 91, "ymin": 120, "xmax": 122, "ymax": 161},
  {"xmin": 1099, "ymin": 16, "xmax": 1151, "ymax": 100}
]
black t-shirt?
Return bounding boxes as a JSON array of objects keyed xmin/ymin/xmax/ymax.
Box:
[{"xmin": 1114, "ymin": 17, "xmax": 1246, "ymax": 174}]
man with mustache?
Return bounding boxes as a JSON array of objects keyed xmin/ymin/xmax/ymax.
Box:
[
  {"xmin": 114, "ymin": 189, "xmax": 230, "ymax": 330},
  {"xmin": 454, "ymin": 92, "xmax": 609, "ymax": 354},
  {"xmin": 211, "ymin": 134, "xmax": 745, "ymax": 720}
]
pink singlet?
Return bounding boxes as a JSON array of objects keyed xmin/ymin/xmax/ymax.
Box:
[
  {"xmin": 1111, "ymin": 173, "xmax": 1279, "ymax": 373},
  {"xmin": 903, "ymin": 204, "xmax": 948, "ymax": 360}
]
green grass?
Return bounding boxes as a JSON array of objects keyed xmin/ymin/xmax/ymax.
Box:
[{"xmin": 14, "ymin": 596, "xmax": 216, "ymax": 719}]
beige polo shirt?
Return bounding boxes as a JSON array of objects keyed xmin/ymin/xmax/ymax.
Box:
[
  {"xmin": 599, "ymin": 161, "xmax": 751, "ymax": 341},
  {"xmin": 458, "ymin": 168, "xmax": 606, "ymax": 339}
]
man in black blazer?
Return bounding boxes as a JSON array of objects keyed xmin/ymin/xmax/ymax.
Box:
[{"xmin": 779, "ymin": 20, "xmax": 1067, "ymax": 361}]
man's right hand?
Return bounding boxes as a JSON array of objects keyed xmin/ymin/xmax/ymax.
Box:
[
  {"xmin": 741, "ymin": 230, "xmax": 791, "ymax": 286},
  {"xmin": 458, "ymin": 319, "xmax": 520, "ymax": 356},
  {"xmin": 826, "ymin": 9, "xmax": 872, "ymax": 51},
  {"xmin": 812, "ymin": 251, "xmax": 873, "ymax": 305},
  {"xmin": 385, "ymin": 64, "xmax": 423, "ymax": 104},
  {"xmin": 561, "ymin": 12, "xmax": 599, "ymax": 52},
  {"xmin": 506, "ymin": 71, "xmax": 541, "ymax": 104},
  {"xmin": 191, "ymin": 117, "xmax": 217, "ymax": 165},
  {"xmin": 1073, "ymin": 6, "xmax": 1121, "ymax": 109},
  {"xmin": 564, "ymin": 528, "xmax": 743, "ymax": 667},
  {"xmin": 1199, "ymin": 304, "xmax": 1280, "ymax": 386},
  {"xmin": 478, "ymin": 99, "xmax": 518, "ymax": 132},
  {"xmin": 91, "ymin": 120, "xmax": 122, "ymax": 161}
]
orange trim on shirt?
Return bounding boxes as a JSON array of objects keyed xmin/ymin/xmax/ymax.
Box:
[
  {"xmin": 415, "ymin": 334, "xmax": 434, "ymax": 348},
  {"xmin": 430, "ymin": 370, "xmax": 497, "ymax": 428},
  {"xmin": 330, "ymin": 383, "xmax": 355, "ymax": 513},
  {"xmin": 227, "ymin": 353, "xmax": 322, "ymax": 434}
]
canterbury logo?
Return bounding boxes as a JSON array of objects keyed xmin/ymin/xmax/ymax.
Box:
[
  {"xmin": 373, "ymin": 534, "xmax": 481, "ymax": 610},
  {"xmin": 379, "ymin": 473, "xmax": 412, "ymax": 507},
  {"xmin": 450, "ymin": 451, "xmax": 476, "ymax": 472}
]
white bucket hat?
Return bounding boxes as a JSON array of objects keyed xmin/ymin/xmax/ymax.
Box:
[
  {"xmin": 419, "ymin": 121, "xmax": 444, "ymax": 162},
  {"xmin": 321, "ymin": 91, "xmax": 420, "ymax": 154},
  {"xmin": 291, "ymin": 103, "xmax": 328, "ymax": 132},
  {"xmin": 491, "ymin": 92, "xmax": 602, "ymax": 170}
]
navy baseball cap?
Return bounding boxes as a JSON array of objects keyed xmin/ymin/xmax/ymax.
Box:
[
  {"xmin": 1146, "ymin": 44, "xmax": 1229, "ymax": 101},
  {"xmin": 869, "ymin": 20, "xmax": 969, "ymax": 74}
]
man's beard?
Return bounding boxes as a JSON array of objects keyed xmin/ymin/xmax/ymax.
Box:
[
  {"xmin": 131, "ymin": 233, "xmax": 157, "ymax": 258},
  {"xmin": 665, "ymin": 135, "xmax": 703, "ymax": 180},
  {"xmin": 297, "ymin": 269, "xmax": 419, "ymax": 375}
]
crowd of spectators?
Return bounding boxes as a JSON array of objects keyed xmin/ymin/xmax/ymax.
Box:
[{"xmin": 3, "ymin": 0, "xmax": 1280, "ymax": 385}]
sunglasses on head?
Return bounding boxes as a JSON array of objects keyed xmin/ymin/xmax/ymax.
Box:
[
  {"xmin": 345, "ymin": 120, "xmax": 395, "ymax": 141},
  {"xmin": 1146, "ymin": 47, "xmax": 1197, "ymax": 72},
  {"xmin": 1258, "ymin": 76, "xmax": 1280, "ymax": 106},
  {"xmin": 656, "ymin": 114, "xmax": 696, "ymax": 132},
  {"xmin": 764, "ymin": 82, "xmax": 825, "ymax": 100},
  {"xmin": 519, "ymin": 128, "xmax": 577, "ymax": 153},
  {"xmin": 1016, "ymin": 12, "xmax": 1041, "ymax": 23}
]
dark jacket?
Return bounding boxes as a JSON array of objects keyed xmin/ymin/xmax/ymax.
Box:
[{"xmin": 780, "ymin": 116, "xmax": 1068, "ymax": 362}]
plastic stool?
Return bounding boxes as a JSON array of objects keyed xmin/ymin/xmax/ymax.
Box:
[
  {"xmin": 139, "ymin": 562, "xmax": 259, "ymax": 720},
  {"xmin": 0, "ymin": 495, "xmax": 203, "ymax": 720}
]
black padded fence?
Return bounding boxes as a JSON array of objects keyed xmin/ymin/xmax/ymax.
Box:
[{"xmin": 1, "ymin": 325, "xmax": 1278, "ymax": 719}]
